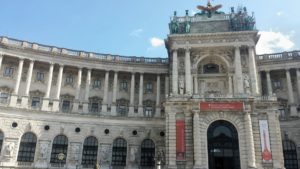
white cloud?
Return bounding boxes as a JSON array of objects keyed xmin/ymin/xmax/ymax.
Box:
[
  {"xmin": 150, "ymin": 37, "xmax": 164, "ymax": 47},
  {"xmin": 130, "ymin": 29, "xmax": 143, "ymax": 37},
  {"xmin": 276, "ymin": 11, "xmax": 283, "ymax": 16},
  {"xmin": 256, "ymin": 31, "xmax": 295, "ymax": 54}
]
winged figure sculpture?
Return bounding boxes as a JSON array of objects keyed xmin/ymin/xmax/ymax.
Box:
[{"xmin": 197, "ymin": 0, "xmax": 222, "ymax": 17}]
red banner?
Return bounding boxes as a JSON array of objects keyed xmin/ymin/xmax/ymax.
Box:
[
  {"xmin": 176, "ymin": 120, "xmax": 185, "ymax": 160},
  {"xmin": 200, "ymin": 102, "xmax": 244, "ymax": 111}
]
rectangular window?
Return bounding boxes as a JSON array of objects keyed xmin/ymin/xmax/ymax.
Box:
[
  {"xmin": 62, "ymin": 100, "xmax": 71, "ymax": 112},
  {"xmin": 0, "ymin": 93, "xmax": 9, "ymax": 103},
  {"xmin": 65, "ymin": 75, "xmax": 74, "ymax": 85},
  {"xmin": 31, "ymin": 97, "xmax": 40, "ymax": 108},
  {"xmin": 36, "ymin": 72, "xmax": 44, "ymax": 81},
  {"xmin": 90, "ymin": 102, "xmax": 99, "ymax": 113},
  {"xmin": 144, "ymin": 107, "xmax": 153, "ymax": 117},
  {"xmin": 146, "ymin": 82, "xmax": 153, "ymax": 93},
  {"xmin": 93, "ymin": 79, "xmax": 101, "ymax": 88},
  {"xmin": 4, "ymin": 67, "xmax": 14, "ymax": 77},
  {"xmin": 120, "ymin": 81, "xmax": 128, "ymax": 92},
  {"xmin": 273, "ymin": 80, "xmax": 282, "ymax": 89}
]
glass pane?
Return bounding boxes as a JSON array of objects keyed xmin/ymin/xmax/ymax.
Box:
[
  {"xmin": 17, "ymin": 133, "xmax": 37, "ymax": 162},
  {"xmin": 112, "ymin": 138, "xmax": 127, "ymax": 166},
  {"xmin": 50, "ymin": 135, "xmax": 68, "ymax": 164}
]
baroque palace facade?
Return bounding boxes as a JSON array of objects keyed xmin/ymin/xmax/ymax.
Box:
[{"xmin": 0, "ymin": 3, "xmax": 299, "ymax": 169}]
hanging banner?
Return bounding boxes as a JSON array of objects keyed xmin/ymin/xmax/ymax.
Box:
[
  {"xmin": 259, "ymin": 120, "xmax": 272, "ymax": 162},
  {"xmin": 200, "ymin": 102, "xmax": 244, "ymax": 111},
  {"xmin": 176, "ymin": 120, "xmax": 185, "ymax": 160}
]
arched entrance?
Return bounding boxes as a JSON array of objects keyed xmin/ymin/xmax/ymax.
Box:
[{"xmin": 207, "ymin": 120, "xmax": 241, "ymax": 169}]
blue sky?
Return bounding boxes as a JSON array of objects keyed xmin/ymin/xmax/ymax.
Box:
[{"xmin": 0, "ymin": 0, "xmax": 299, "ymax": 58}]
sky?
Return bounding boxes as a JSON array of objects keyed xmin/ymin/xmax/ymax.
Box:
[{"xmin": 0, "ymin": 0, "xmax": 299, "ymax": 58}]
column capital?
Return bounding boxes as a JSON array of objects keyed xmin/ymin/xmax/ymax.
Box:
[
  {"xmin": 139, "ymin": 72, "xmax": 144, "ymax": 75},
  {"xmin": 265, "ymin": 70, "xmax": 270, "ymax": 73},
  {"xmin": 185, "ymin": 47, "xmax": 192, "ymax": 52},
  {"xmin": 234, "ymin": 45, "xmax": 241, "ymax": 49},
  {"xmin": 285, "ymin": 68, "xmax": 291, "ymax": 72},
  {"xmin": 171, "ymin": 48, "xmax": 178, "ymax": 53},
  {"xmin": 49, "ymin": 62, "xmax": 55, "ymax": 66},
  {"xmin": 58, "ymin": 64, "xmax": 64, "ymax": 68},
  {"xmin": 29, "ymin": 59, "xmax": 35, "ymax": 63},
  {"xmin": 131, "ymin": 72, "xmax": 136, "ymax": 75},
  {"xmin": 113, "ymin": 70, "xmax": 119, "ymax": 73}
]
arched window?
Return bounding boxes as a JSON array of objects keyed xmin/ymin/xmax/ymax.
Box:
[
  {"xmin": 17, "ymin": 132, "xmax": 37, "ymax": 162},
  {"xmin": 283, "ymin": 140, "xmax": 298, "ymax": 169},
  {"xmin": 0, "ymin": 131, "xmax": 4, "ymax": 153},
  {"xmin": 82, "ymin": 136, "xmax": 98, "ymax": 167},
  {"xmin": 203, "ymin": 63, "xmax": 220, "ymax": 74},
  {"xmin": 50, "ymin": 135, "xmax": 68, "ymax": 164},
  {"xmin": 141, "ymin": 139, "xmax": 155, "ymax": 167},
  {"xmin": 112, "ymin": 138, "xmax": 127, "ymax": 167}
]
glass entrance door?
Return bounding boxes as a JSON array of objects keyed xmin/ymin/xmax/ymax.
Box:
[{"xmin": 207, "ymin": 120, "xmax": 241, "ymax": 169}]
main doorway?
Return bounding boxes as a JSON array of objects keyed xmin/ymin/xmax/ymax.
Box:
[{"xmin": 207, "ymin": 120, "xmax": 241, "ymax": 169}]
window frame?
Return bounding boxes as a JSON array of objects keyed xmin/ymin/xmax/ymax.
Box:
[
  {"xmin": 140, "ymin": 139, "xmax": 155, "ymax": 167},
  {"xmin": 50, "ymin": 135, "xmax": 68, "ymax": 164},
  {"xmin": 112, "ymin": 138, "xmax": 127, "ymax": 167},
  {"xmin": 36, "ymin": 72, "xmax": 45, "ymax": 82},
  {"xmin": 81, "ymin": 136, "xmax": 98, "ymax": 167},
  {"xmin": 145, "ymin": 82, "xmax": 153, "ymax": 94},
  {"xmin": 4, "ymin": 67, "xmax": 14, "ymax": 77},
  {"xmin": 17, "ymin": 132, "xmax": 37, "ymax": 162}
]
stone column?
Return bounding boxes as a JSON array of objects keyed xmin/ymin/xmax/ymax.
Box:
[
  {"xmin": 21, "ymin": 60, "xmax": 35, "ymax": 108},
  {"xmin": 167, "ymin": 113, "xmax": 177, "ymax": 168},
  {"xmin": 286, "ymin": 69, "xmax": 297, "ymax": 116},
  {"xmin": 0, "ymin": 53, "xmax": 3, "ymax": 71},
  {"xmin": 228, "ymin": 75, "xmax": 233, "ymax": 96},
  {"xmin": 165, "ymin": 76, "xmax": 170, "ymax": 97},
  {"xmin": 9, "ymin": 58, "xmax": 24, "ymax": 107},
  {"xmin": 83, "ymin": 69, "xmax": 91, "ymax": 113},
  {"xmin": 42, "ymin": 63, "xmax": 54, "ymax": 111},
  {"xmin": 138, "ymin": 73, "xmax": 144, "ymax": 116},
  {"xmin": 155, "ymin": 74, "xmax": 161, "ymax": 117},
  {"xmin": 244, "ymin": 112, "xmax": 256, "ymax": 168},
  {"xmin": 258, "ymin": 71, "xmax": 263, "ymax": 95},
  {"xmin": 129, "ymin": 72, "xmax": 135, "ymax": 116},
  {"xmin": 248, "ymin": 46, "xmax": 259, "ymax": 95},
  {"xmin": 234, "ymin": 46, "xmax": 244, "ymax": 94},
  {"xmin": 172, "ymin": 50, "xmax": 178, "ymax": 95},
  {"xmin": 194, "ymin": 76, "xmax": 199, "ymax": 94},
  {"xmin": 296, "ymin": 69, "xmax": 300, "ymax": 103},
  {"xmin": 52, "ymin": 64, "xmax": 64, "ymax": 112},
  {"xmin": 266, "ymin": 71, "xmax": 273, "ymax": 96},
  {"xmin": 193, "ymin": 112, "xmax": 201, "ymax": 168},
  {"xmin": 185, "ymin": 47, "xmax": 192, "ymax": 94},
  {"xmin": 111, "ymin": 71, "xmax": 118, "ymax": 116},
  {"xmin": 72, "ymin": 67, "xmax": 82, "ymax": 113},
  {"xmin": 102, "ymin": 70, "xmax": 109, "ymax": 114}
]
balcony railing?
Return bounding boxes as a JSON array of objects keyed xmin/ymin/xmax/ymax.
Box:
[
  {"xmin": 0, "ymin": 36, "xmax": 168, "ymax": 65},
  {"xmin": 256, "ymin": 51, "xmax": 300, "ymax": 62}
]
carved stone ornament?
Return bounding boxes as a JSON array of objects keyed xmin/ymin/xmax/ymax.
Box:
[
  {"xmin": 4, "ymin": 142, "xmax": 15, "ymax": 157},
  {"xmin": 40, "ymin": 143, "xmax": 48, "ymax": 159}
]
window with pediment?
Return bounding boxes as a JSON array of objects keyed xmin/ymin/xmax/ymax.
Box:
[
  {"xmin": 143, "ymin": 100, "xmax": 155, "ymax": 117},
  {"xmin": 0, "ymin": 86, "xmax": 12, "ymax": 104},
  {"xmin": 60, "ymin": 94, "xmax": 74, "ymax": 113},
  {"xmin": 117, "ymin": 99, "xmax": 129, "ymax": 116},
  {"xmin": 89, "ymin": 97, "xmax": 102, "ymax": 113}
]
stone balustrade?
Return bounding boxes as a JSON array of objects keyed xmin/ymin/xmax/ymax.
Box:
[
  {"xmin": 256, "ymin": 51, "xmax": 300, "ymax": 62},
  {"xmin": 0, "ymin": 36, "xmax": 168, "ymax": 65}
]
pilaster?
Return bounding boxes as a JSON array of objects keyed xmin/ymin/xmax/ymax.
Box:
[
  {"xmin": 172, "ymin": 49, "xmax": 178, "ymax": 95},
  {"xmin": 102, "ymin": 70, "xmax": 109, "ymax": 114},
  {"xmin": 138, "ymin": 73, "xmax": 144, "ymax": 116},
  {"xmin": 111, "ymin": 71, "xmax": 118, "ymax": 116},
  {"xmin": 266, "ymin": 71, "xmax": 273, "ymax": 96},
  {"xmin": 83, "ymin": 69, "xmax": 91, "ymax": 113},
  {"xmin": 155, "ymin": 74, "xmax": 161, "ymax": 117},
  {"xmin": 248, "ymin": 46, "xmax": 259, "ymax": 95},
  {"xmin": 129, "ymin": 72, "xmax": 136, "ymax": 117},
  {"xmin": 286, "ymin": 69, "xmax": 297, "ymax": 116},
  {"xmin": 185, "ymin": 47, "xmax": 192, "ymax": 95},
  {"xmin": 234, "ymin": 46, "xmax": 244, "ymax": 94}
]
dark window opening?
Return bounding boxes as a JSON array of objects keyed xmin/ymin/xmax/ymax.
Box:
[
  {"xmin": 112, "ymin": 138, "xmax": 127, "ymax": 167},
  {"xmin": 50, "ymin": 135, "xmax": 68, "ymax": 164},
  {"xmin": 283, "ymin": 140, "xmax": 298, "ymax": 169},
  {"xmin": 141, "ymin": 139, "xmax": 155, "ymax": 167},
  {"xmin": 17, "ymin": 132, "xmax": 37, "ymax": 162},
  {"xmin": 203, "ymin": 63, "xmax": 220, "ymax": 74},
  {"xmin": 82, "ymin": 136, "xmax": 98, "ymax": 167}
]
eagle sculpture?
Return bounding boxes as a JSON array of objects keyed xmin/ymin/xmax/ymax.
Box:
[{"xmin": 197, "ymin": 0, "xmax": 222, "ymax": 15}]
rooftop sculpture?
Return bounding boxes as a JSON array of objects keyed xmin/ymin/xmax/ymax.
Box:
[{"xmin": 196, "ymin": 0, "xmax": 223, "ymax": 18}]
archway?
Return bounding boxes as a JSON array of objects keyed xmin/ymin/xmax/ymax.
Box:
[{"xmin": 207, "ymin": 120, "xmax": 241, "ymax": 169}]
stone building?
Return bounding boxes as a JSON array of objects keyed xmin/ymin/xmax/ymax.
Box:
[{"xmin": 0, "ymin": 3, "xmax": 299, "ymax": 169}]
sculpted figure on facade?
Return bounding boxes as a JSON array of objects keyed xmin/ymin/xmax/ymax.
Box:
[
  {"xmin": 4, "ymin": 142, "xmax": 14, "ymax": 157},
  {"xmin": 244, "ymin": 74, "xmax": 251, "ymax": 94},
  {"xmin": 129, "ymin": 146, "xmax": 138, "ymax": 163},
  {"xmin": 71, "ymin": 144, "xmax": 80, "ymax": 161},
  {"xmin": 100, "ymin": 146, "xmax": 111, "ymax": 163},
  {"xmin": 40, "ymin": 143, "xmax": 48, "ymax": 159}
]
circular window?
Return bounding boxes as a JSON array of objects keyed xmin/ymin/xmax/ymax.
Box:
[
  {"xmin": 44, "ymin": 125, "xmax": 50, "ymax": 131},
  {"xmin": 132, "ymin": 130, "xmax": 138, "ymax": 136},
  {"xmin": 75, "ymin": 127, "xmax": 81, "ymax": 133},
  {"xmin": 160, "ymin": 131, "xmax": 165, "ymax": 137},
  {"xmin": 104, "ymin": 129, "xmax": 110, "ymax": 135},
  {"xmin": 12, "ymin": 122, "xmax": 18, "ymax": 128}
]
